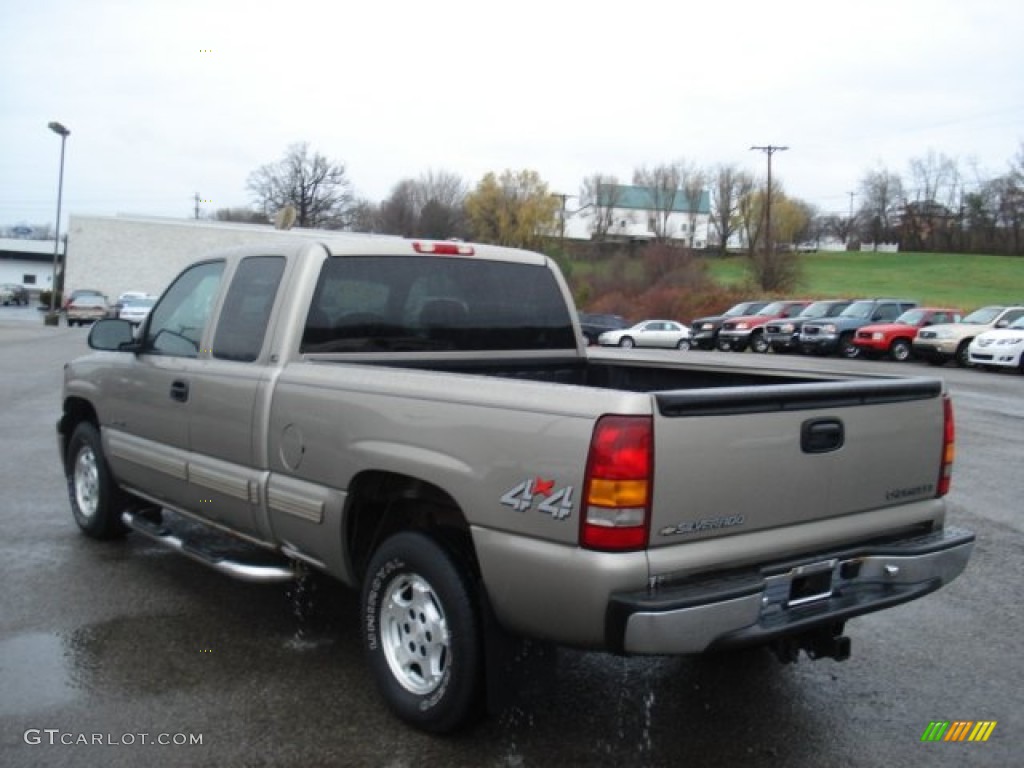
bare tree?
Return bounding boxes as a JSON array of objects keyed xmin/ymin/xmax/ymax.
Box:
[
  {"xmin": 738, "ymin": 186, "xmax": 764, "ymax": 256},
  {"xmin": 679, "ymin": 161, "xmax": 707, "ymax": 247},
  {"xmin": 377, "ymin": 170, "xmax": 468, "ymax": 239},
  {"xmin": 579, "ymin": 173, "xmax": 622, "ymax": 240},
  {"xmin": 709, "ymin": 164, "xmax": 754, "ymax": 253},
  {"xmin": 745, "ymin": 188, "xmax": 805, "ymax": 292},
  {"xmin": 858, "ymin": 167, "xmax": 905, "ymax": 248},
  {"xmin": 348, "ymin": 198, "xmax": 382, "ymax": 233},
  {"xmin": 247, "ymin": 142, "xmax": 354, "ymax": 229},
  {"xmin": 378, "ymin": 179, "xmax": 421, "ymax": 236},
  {"xmin": 904, "ymin": 151, "xmax": 960, "ymax": 250},
  {"xmin": 633, "ymin": 164, "xmax": 681, "ymax": 242}
]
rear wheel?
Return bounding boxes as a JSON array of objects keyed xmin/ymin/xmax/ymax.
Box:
[
  {"xmin": 889, "ymin": 339, "xmax": 912, "ymax": 362},
  {"xmin": 362, "ymin": 531, "xmax": 483, "ymax": 734},
  {"xmin": 66, "ymin": 422, "xmax": 128, "ymax": 539}
]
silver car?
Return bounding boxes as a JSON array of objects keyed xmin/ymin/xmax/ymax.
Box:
[{"xmin": 598, "ymin": 319, "xmax": 692, "ymax": 350}]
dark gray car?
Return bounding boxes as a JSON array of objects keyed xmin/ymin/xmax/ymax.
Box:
[{"xmin": 764, "ymin": 299, "xmax": 852, "ymax": 353}]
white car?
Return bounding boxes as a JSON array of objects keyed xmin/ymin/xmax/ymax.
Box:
[
  {"xmin": 968, "ymin": 316, "xmax": 1024, "ymax": 372},
  {"xmin": 598, "ymin": 320, "xmax": 692, "ymax": 350},
  {"xmin": 118, "ymin": 297, "xmax": 156, "ymax": 325}
]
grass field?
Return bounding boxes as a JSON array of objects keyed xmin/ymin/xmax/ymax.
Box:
[{"xmin": 703, "ymin": 251, "xmax": 1024, "ymax": 310}]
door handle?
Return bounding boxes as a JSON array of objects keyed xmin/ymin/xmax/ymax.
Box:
[{"xmin": 170, "ymin": 380, "xmax": 190, "ymax": 403}]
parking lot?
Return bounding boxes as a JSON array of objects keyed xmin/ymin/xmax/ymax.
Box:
[{"xmin": 1, "ymin": 304, "xmax": 1021, "ymax": 767}]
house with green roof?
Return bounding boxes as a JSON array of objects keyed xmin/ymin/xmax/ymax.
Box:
[{"xmin": 567, "ymin": 184, "xmax": 711, "ymax": 246}]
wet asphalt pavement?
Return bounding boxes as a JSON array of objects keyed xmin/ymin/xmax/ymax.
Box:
[{"xmin": 1, "ymin": 305, "xmax": 1020, "ymax": 767}]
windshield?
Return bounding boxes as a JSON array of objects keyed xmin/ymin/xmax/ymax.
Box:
[
  {"xmin": 962, "ymin": 306, "xmax": 1003, "ymax": 324},
  {"xmin": 895, "ymin": 308, "xmax": 927, "ymax": 325},
  {"xmin": 839, "ymin": 301, "xmax": 875, "ymax": 320},
  {"xmin": 756, "ymin": 302, "xmax": 787, "ymax": 316},
  {"xmin": 799, "ymin": 301, "xmax": 843, "ymax": 318},
  {"xmin": 724, "ymin": 302, "xmax": 763, "ymax": 317}
]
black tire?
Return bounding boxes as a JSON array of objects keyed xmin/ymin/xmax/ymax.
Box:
[
  {"xmin": 362, "ymin": 531, "xmax": 483, "ymax": 734},
  {"xmin": 676, "ymin": 338, "xmax": 691, "ymax": 351},
  {"xmin": 749, "ymin": 332, "xmax": 769, "ymax": 354},
  {"xmin": 955, "ymin": 340, "xmax": 972, "ymax": 368},
  {"xmin": 889, "ymin": 339, "xmax": 912, "ymax": 362},
  {"xmin": 839, "ymin": 334, "xmax": 860, "ymax": 359},
  {"xmin": 619, "ymin": 337, "xmax": 635, "ymax": 349},
  {"xmin": 66, "ymin": 422, "xmax": 128, "ymax": 539}
]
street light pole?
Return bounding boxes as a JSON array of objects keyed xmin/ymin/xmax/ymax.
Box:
[
  {"xmin": 750, "ymin": 145, "xmax": 788, "ymax": 256},
  {"xmin": 47, "ymin": 121, "xmax": 70, "ymax": 325}
]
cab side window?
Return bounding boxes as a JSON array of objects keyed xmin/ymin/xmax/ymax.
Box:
[
  {"xmin": 145, "ymin": 261, "xmax": 225, "ymax": 357},
  {"xmin": 212, "ymin": 256, "xmax": 286, "ymax": 362}
]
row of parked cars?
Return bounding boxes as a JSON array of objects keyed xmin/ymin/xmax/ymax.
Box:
[
  {"xmin": 64, "ymin": 289, "xmax": 157, "ymax": 327},
  {"xmin": 581, "ymin": 299, "xmax": 1024, "ymax": 374}
]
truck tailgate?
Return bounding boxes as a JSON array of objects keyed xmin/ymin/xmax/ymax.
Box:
[{"xmin": 648, "ymin": 378, "xmax": 945, "ymax": 548}]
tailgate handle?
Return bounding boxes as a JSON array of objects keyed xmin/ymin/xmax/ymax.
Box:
[{"xmin": 801, "ymin": 418, "xmax": 844, "ymax": 453}]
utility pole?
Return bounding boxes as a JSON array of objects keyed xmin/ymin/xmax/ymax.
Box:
[
  {"xmin": 194, "ymin": 193, "xmax": 201, "ymax": 220},
  {"xmin": 749, "ymin": 145, "xmax": 788, "ymax": 255},
  {"xmin": 847, "ymin": 191, "xmax": 857, "ymax": 246}
]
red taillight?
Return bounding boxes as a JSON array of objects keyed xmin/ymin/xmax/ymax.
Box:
[
  {"xmin": 581, "ymin": 415, "xmax": 653, "ymax": 551},
  {"xmin": 937, "ymin": 394, "xmax": 955, "ymax": 496},
  {"xmin": 412, "ymin": 241, "xmax": 475, "ymax": 256}
]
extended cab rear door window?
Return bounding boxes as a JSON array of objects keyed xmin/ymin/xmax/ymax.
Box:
[
  {"xmin": 212, "ymin": 256, "xmax": 286, "ymax": 362},
  {"xmin": 145, "ymin": 260, "xmax": 225, "ymax": 357}
]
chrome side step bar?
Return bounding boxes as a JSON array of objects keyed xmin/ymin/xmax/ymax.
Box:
[{"xmin": 122, "ymin": 509, "xmax": 296, "ymax": 583}]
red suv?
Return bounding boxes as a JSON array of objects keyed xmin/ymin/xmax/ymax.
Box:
[{"xmin": 853, "ymin": 307, "xmax": 962, "ymax": 361}]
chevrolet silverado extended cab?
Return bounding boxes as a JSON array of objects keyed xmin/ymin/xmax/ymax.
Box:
[{"xmin": 59, "ymin": 235, "xmax": 974, "ymax": 733}]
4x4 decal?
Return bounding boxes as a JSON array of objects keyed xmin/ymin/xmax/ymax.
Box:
[{"xmin": 500, "ymin": 477, "xmax": 574, "ymax": 520}]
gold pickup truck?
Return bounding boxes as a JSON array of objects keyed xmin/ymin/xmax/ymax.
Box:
[{"xmin": 58, "ymin": 234, "xmax": 973, "ymax": 733}]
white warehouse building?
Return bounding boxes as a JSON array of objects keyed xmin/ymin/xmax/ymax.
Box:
[{"xmin": 64, "ymin": 215, "xmax": 383, "ymax": 300}]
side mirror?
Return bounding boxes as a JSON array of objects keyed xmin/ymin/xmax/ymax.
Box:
[{"xmin": 88, "ymin": 319, "xmax": 137, "ymax": 351}]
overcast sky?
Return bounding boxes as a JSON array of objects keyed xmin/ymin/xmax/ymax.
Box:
[{"xmin": 2, "ymin": 0, "xmax": 1022, "ymax": 231}]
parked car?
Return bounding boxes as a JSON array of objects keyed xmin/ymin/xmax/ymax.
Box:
[
  {"xmin": 66, "ymin": 295, "xmax": 110, "ymax": 327},
  {"xmin": 63, "ymin": 289, "xmax": 107, "ymax": 311},
  {"xmin": 689, "ymin": 301, "xmax": 769, "ymax": 350},
  {"xmin": 111, "ymin": 291, "xmax": 154, "ymax": 319},
  {"xmin": 913, "ymin": 305, "xmax": 1024, "ymax": 367},
  {"xmin": 764, "ymin": 299, "xmax": 853, "ymax": 353},
  {"xmin": 853, "ymin": 307, "xmax": 963, "ymax": 361},
  {"xmin": 598, "ymin": 319, "xmax": 692, "ymax": 350},
  {"xmin": 118, "ymin": 297, "xmax": 156, "ymax": 325},
  {"xmin": 578, "ymin": 312, "xmax": 628, "ymax": 346},
  {"xmin": 717, "ymin": 300, "xmax": 812, "ymax": 353},
  {"xmin": 1, "ymin": 283, "xmax": 30, "ymax": 305},
  {"xmin": 800, "ymin": 298, "xmax": 918, "ymax": 358},
  {"xmin": 967, "ymin": 315, "xmax": 1024, "ymax": 372}
]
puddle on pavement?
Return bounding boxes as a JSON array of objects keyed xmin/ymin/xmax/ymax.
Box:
[{"xmin": 0, "ymin": 632, "xmax": 76, "ymax": 715}]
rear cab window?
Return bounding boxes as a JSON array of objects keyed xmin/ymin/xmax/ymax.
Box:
[{"xmin": 300, "ymin": 255, "xmax": 575, "ymax": 354}]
